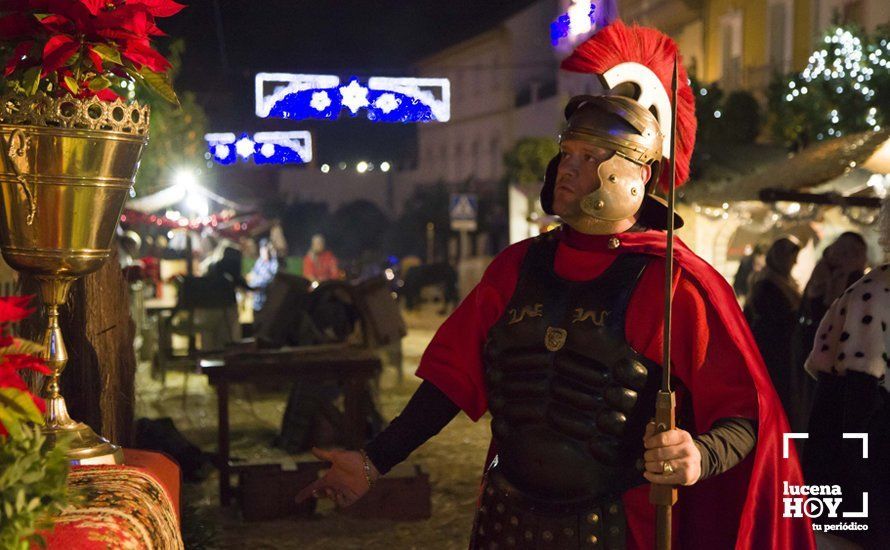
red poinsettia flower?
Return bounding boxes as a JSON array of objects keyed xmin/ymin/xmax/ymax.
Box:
[
  {"xmin": 0, "ymin": 295, "xmax": 35, "ymax": 324},
  {"xmin": 79, "ymin": 0, "xmax": 184, "ymax": 18},
  {"xmin": 0, "ymin": 0, "xmax": 181, "ymax": 103}
]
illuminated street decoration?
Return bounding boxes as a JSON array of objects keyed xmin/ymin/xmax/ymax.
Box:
[
  {"xmin": 551, "ymin": 1, "xmax": 617, "ymax": 49},
  {"xmin": 205, "ymin": 131, "xmax": 313, "ymax": 165},
  {"xmin": 254, "ymin": 72, "xmax": 451, "ymax": 122}
]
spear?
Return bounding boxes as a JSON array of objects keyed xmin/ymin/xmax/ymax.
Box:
[{"xmin": 649, "ymin": 53, "xmax": 679, "ymax": 550}]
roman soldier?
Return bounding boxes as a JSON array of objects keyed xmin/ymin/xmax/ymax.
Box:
[{"xmin": 298, "ymin": 21, "xmax": 815, "ymax": 550}]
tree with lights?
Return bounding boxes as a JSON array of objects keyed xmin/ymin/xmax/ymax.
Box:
[
  {"xmin": 132, "ymin": 40, "xmax": 208, "ymax": 195},
  {"xmin": 767, "ymin": 25, "xmax": 890, "ymax": 150}
]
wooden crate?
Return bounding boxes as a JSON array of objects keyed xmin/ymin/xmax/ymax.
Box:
[
  {"xmin": 340, "ymin": 463, "xmax": 431, "ymax": 521},
  {"xmin": 236, "ymin": 460, "xmax": 324, "ymax": 521}
]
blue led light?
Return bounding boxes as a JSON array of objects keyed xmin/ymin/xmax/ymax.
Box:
[
  {"xmin": 205, "ymin": 131, "xmax": 312, "ymax": 166},
  {"xmin": 256, "ymin": 73, "xmax": 450, "ymax": 123}
]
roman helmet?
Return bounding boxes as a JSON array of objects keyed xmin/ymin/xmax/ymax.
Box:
[{"xmin": 541, "ymin": 21, "xmax": 698, "ymax": 230}]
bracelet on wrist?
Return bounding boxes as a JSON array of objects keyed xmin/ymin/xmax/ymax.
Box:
[{"xmin": 359, "ymin": 449, "xmax": 376, "ymax": 489}]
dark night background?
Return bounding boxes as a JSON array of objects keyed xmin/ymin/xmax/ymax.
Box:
[{"xmin": 160, "ymin": 1, "xmax": 539, "ymax": 165}]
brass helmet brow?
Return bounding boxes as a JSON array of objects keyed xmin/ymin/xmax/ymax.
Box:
[{"xmin": 559, "ymin": 96, "xmax": 663, "ymax": 167}]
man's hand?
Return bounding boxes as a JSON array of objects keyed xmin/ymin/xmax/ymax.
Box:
[
  {"xmin": 642, "ymin": 421, "xmax": 702, "ymax": 486},
  {"xmin": 295, "ymin": 447, "xmax": 380, "ymax": 508}
]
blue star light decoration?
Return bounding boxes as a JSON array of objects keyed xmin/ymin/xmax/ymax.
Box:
[
  {"xmin": 255, "ymin": 73, "xmax": 451, "ymax": 123},
  {"xmin": 205, "ymin": 131, "xmax": 313, "ymax": 166}
]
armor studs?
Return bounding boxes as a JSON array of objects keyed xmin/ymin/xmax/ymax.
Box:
[
  {"xmin": 589, "ymin": 535, "xmax": 599, "ymax": 544},
  {"xmin": 596, "ymin": 410, "xmax": 627, "ymax": 436},
  {"xmin": 589, "ymin": 438, "xmax": 621, "ymax": 465},
  {"xmin": 608, "ymin": 237, "xmax": 620, "ymax": 249},
  {"xmin": 524, "ymin": 531, "xmax": 534, "ymax": 541},
  {"xmin": 610, "ymin": 526, "xmax": 619, "ymax": 535},
  {"xmin": 608, "ymin": 174, "xmax": 618, "ymax": 183},
  {"xmin": 480, "ymin": 505, "xmax": 488, "ymax": 514},
  {"xmin": 613, "ymin": 359, "xmax": 648, "ymax": 390},
  {"xmin": 494, "ymin": 522, "xmax": 503, "ymax": 532},
  {"xmin": 564, "ymin": 527, "xmax": 575, "ymax": 536},
  {"xmin": 593, "ymin": 200, "xmax": 605, "ymax": 210},
  {"xmin": 510, "ymin": 516, "xmax": 519, "ymax": 526},
  {"xmin": 486, "ymin": 487, "xmax": 495, "ymax": 496},
  {"xmin": 587, "ymin": 512, "xmax": 599, "ymax": 523},
  {"xmin": 542, "ymin": 531, "xmax": 554, "ymax": 542},
  {"xmin": 609, "ymin": 504, "xmax": 619, "ymax": 515},
  {"xmin": 604, "ymin": 386, "xmax": 638, "ymax": 412},
  {"xmin": 496, "ymin": 503, "xmax": 505, "ymax": 514}
]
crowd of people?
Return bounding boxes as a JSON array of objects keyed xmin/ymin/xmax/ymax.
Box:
[{"xmin": 738, "ymin": 229, "xmax": 886, "ymax": 547}]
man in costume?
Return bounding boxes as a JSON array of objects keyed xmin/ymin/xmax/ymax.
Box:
[{"xmin": 298, "ymin": 21, "xmax": 814, "ymax": 550}]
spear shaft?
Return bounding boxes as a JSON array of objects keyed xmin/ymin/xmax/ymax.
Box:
[{"xmin": 650, "ymin": 54, "xmax": 680, "ymax": 550}]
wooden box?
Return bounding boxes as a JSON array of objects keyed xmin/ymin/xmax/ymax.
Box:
[
  {"xmin": 340, "ymin": 463, "xmax": 431, "ymax": 521},
  {"xmin": 236, "ymin": 460, "xmax": 324, "ymax": 521}
]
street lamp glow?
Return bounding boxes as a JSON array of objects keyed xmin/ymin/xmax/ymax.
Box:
[
  {"xmin": 173, "ymin": 169, "xmax": 198, "ymax": 191},
  {"xmin": 356, "ymin": 161, "xmax": 369, "ymax": 173},
  {"xmin": 380, "ymin": 161, "xmax": 391, "ymax": 172},
  {"xmin": 320, "ymin": 163, "xmax": 330, "ymax": 173}
]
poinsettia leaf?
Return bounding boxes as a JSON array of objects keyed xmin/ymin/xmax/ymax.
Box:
[
  {"xmin": 41, "ymin": 35, "xmax": 79, "ymax": 76},
  {"xmin": 22, "ymin": 66, "xmax": 40, "ymax": 95},
  {"xmin": 138, "ymin": 67, "xmax": 179, "ymax": 106},
  {"xmin": 63, "ymin": 75, "xmax": 79, "ymax": 94},
  {"xmin": 0, "ymin": 387, "xmax": 43, "ymax": 438},
  {"xmin": 91, "ymin": 43, "xmax": 122, "ymax": 65},
  {"xmin": 88, "ymin": 75, "xmax": 111, "ymax": 91}
]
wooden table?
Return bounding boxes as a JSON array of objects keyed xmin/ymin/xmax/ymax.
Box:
[{"xmin": 200, "ymin": 345, "xmax": 382, "ymax": 506}]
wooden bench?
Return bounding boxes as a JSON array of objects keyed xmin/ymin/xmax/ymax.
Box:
[{"xmin": 200, "ymin": 345, "xmax": 382, "ymax": 506}]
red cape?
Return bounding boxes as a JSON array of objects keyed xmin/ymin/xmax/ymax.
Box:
[{"xmin": 613, "ymin": 230, "xmax": 815, "ymax": 549}]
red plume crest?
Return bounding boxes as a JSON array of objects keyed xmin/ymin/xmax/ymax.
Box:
[{"xmin": 561, "ymin": 20, "xmax": 697, "ymax": 190}]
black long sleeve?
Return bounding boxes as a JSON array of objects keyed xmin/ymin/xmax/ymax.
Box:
[
  {"xmin": 364, "ymin": 381, "xmax": 460, "ymax": 475},
  {"xmin": 693, "ymin": 417, "xmax": 758, "ymax": 481},
  {"xmin": 365, "ymin": 384, "xmax": 757, "ymax": 480}
]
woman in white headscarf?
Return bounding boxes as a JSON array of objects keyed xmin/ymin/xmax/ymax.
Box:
[{"xmin": 803, "ymin": 202, "xmax": 890, "ymax": 549}]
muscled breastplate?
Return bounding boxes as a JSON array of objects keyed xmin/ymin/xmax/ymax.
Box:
[{"xmin": 483, "ymin": 232, "xmax": 662, "ymax": 503}]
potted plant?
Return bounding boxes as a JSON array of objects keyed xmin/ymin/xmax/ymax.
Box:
[
  {"xmin": 0, "ymin": 0, "xmax": 183, "ymax": 463},
  {"xmin": 0, "ymin": 295, "xmax": 69, "ymax": 550}
]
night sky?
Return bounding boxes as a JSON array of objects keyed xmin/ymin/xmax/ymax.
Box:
[{"xmin": 160, "ymin": 1, "xmax": 539, "ymax": 165}]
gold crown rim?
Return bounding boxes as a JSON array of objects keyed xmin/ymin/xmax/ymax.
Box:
[{"xmin": 0, "ymin": 92, "xmax": 151, "ymax": 136}]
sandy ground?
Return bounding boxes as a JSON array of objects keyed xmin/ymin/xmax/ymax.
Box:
[{"xmin": 136, "ymin": 303, "xmax": 490, "ymax": 549}]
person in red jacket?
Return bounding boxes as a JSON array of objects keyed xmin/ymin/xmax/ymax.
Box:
[
  {"xmin": 302, "ymin": 233, "xmax": 341, "ymax": 282},
  {"xmin": 298, "ymin": 21, "xmax": 814, "ymax": 550}
]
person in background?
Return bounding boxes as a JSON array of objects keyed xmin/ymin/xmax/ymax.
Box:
[
  {"xmin": 303, "ymin": 234, "xmax": 341, "ymax": 282},
  {"xmin": 803, "ymin": 210, "xmax": 889, "ymax": 548},
  {"xmin": 732, "ymin": 243, "xmax": 765, "ymax": 301},
  {"xmin": 744, "ymin": 237, "xmax": 802, "ymax": 415},
  {"xmin": 788, "ymin": 232, "xmax": 867, "ymax": 431},
  {"xmin": 248, "ymin": 238, "xmax": 279, "ymax": 312}
]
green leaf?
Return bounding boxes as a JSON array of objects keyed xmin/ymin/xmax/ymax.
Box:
[
  {"xmin": 21, "ymin": 66, "xmax": 40, "ymax": 96},
  {"xmin": 138, "ymin": 67, "xmax": 179, "ymax": 106},
  {"xmin": 91, "ymin": 43, "xmax": 122, "ymax": 65},
  {"xmin": 88, "ymin": 75, "xmax": 111, "ymax": 91},
  {"xmin": 0, "ymin": 388, "xmax": 43, "ymax": 438},
  {"xmin": 63, "ymin": 75, "xmax": 79, "ymax": 94}
]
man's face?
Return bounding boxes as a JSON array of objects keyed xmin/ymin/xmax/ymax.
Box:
[{"xmin": 552, "ymin": 140, "xmax": 613, "ymax": 220}]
